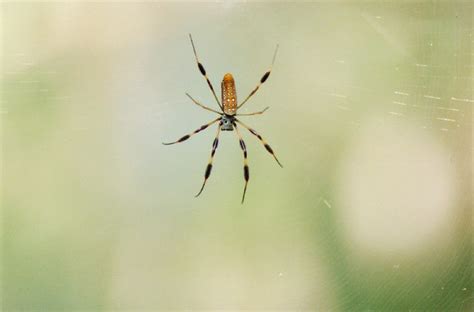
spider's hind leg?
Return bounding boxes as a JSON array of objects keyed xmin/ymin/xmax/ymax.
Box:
[
  {"xmin": 186, "ymin": 93, "xmax": 222, "ymax": 115},
  {"xmin": 237, "ymin": 44, "xmax": 279, "ymax": 110},
  {"xmin": 236, "ymin": 107, "xmax": 269, "ymax": 117},
  {"xmin": 189, "ymin": 34, "xmax": 223, "ymax": 112}
]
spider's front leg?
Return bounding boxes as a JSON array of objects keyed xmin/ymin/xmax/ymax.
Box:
[
  {"xmin": 162, "ymin": 117, "xmax": 220, "ymax": 145},
  {"xmin": 235, "ymin": 119, "xmax": 283, "ymax": 168},
  {"xmin": 195, "ymin": 122, "xmax": 223, "ymax": 197},
  {"xmin": 233, "ymin": 122, "xmax": 250, "ymax": 204}
]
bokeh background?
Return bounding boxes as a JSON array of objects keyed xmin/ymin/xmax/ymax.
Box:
[{"xmin": 1, "ymin": 1, "xmax": 472, "ymax": 310}]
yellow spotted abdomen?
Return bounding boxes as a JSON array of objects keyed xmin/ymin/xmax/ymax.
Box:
[{"xmin": 221, "ymin": 73, "xmax": 237, "ymax": 115}]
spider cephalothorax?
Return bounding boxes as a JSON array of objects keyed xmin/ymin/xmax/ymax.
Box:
[
  {"xmin": 163, "ymin": 34, "xmax": 282, "ymax": 203},
  {"xmin": 221, "ymin": 114, "xmax": 235, "ymax": 131}
]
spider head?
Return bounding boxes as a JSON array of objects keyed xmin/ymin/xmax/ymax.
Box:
[{"xmin": 221, "ymin": 115, "xmax": 235, "ymax": 131}]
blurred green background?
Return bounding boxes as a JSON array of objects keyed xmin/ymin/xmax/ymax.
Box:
[{"xmin": 1, "ymin": 1, "xmax": 472, "ymax": 310}]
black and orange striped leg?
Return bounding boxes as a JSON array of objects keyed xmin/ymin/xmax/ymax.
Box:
[
  {"xmin": 189, "ymin": 34, "xmax": 224, "ymax": 112},
  {"xmin": 162, "ymin": 117, "xmax": 220, "ymax": 145},
  {"xmin": 235, "ymin": 119, "xmax": 283, "ymax": 168},
  {"xmin": 237, "ymin": 44, "xmax": 279, "ymax": 110},
  {"xmin": 233, "ymin": 123, "xmax": 250, "ymax": 204},
  {"xmin": 195, "ymin": 122, "xmax": 223, "ymax": 197},
  {"xmin": 236, "ymin": 106, "xmax": 269, "ymax": 117}
]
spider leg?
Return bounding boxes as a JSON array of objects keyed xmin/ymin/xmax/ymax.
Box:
[
  {"xmin": 236, "ymin": 106, "xmax": 269, "ymax": 116},
  {"xmin": 195, "ymin": 122, "xmax": 223, "ymax": 197},
  {"xmin": 233, "ymin": 122, "xmax": 250, "ymax": 204},
  {"xmin": 186, "ymin": 93, "xmax": 222, "ymax": 115},
  {"xmin": 189, "ymin": 34, "xmax": 224, "ymax": 112},
  {"xmin": 162, "ymin": 117, "xmax": 220, "ymax": 145},
  {"xmin": 235, "ymin": 119, "xmax": 283, "ymax": 168},
  {"xmin": 237, "ymin": 44, "xmax": 279, "ymax": 110}
]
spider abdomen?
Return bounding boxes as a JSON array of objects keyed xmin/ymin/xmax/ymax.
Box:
[{"xmin": 221, "ymin": 73, "xmax": 237, "ymax": 115}]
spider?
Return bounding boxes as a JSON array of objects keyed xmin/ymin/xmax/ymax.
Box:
[{"xmin": 163, "ymin": 34, "xmax": 282, "ymax": 203}]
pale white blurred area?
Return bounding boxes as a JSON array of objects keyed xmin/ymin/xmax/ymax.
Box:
[
  {"xmin": 106, "ymin": 222, "xmax": 335, "ymax": 309},
  {"xmin": 3, "ymin": 3, "xmax": 161, "ymax": 73},
  {"xmin": 335, "ymin": 115, "xmax": 458, "ymax": 259}
]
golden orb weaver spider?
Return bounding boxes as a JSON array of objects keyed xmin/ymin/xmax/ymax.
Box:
[{"xmin": 163, "ymin": 34, "xmax": 282, "ymax": 203}]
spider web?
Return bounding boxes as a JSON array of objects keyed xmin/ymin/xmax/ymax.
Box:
[{"xmin": 304, "ymin": 3, "xmax": 472, "ymax": 310}]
